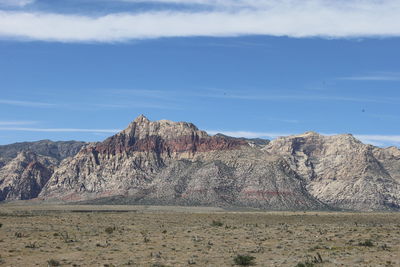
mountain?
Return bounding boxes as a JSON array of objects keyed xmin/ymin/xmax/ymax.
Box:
[
  {"xmin": 0, "ymin": 140, "xmax": 85, "ymax": 162},
  {"xmin": 39, "ymin": 115, "xmax": 325, "ymax": 210},
  {"xmin": 0, "ymin": 140, "xmax": 86, "ymax": 201},
  {"xmin": 1, "ymin": 115, "xmax": 400, "ymax": 211},
  {"xmin": 264, "ymin": 132, "xmax": 400, "ymax": 210}
]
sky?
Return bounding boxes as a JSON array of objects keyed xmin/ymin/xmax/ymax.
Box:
[{"xmin": 0, "ymin": 0, "xmax": 399, "ymax": 147}]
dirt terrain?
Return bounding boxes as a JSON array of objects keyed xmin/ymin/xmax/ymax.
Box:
[{"xmin": 0, "ymin": 204, "xmax": 399, "ymax": 266}]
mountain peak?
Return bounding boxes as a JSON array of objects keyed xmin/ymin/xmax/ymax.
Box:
[
  {"xmin": 94, "ymin": 116, "xmax": 249, "ymax": 156},
  {"xmin": 297, "ymin": 131, "xmax": 321, "ymax": 137},
  {"xmin": 133, "ymin": 114, "xmax": 150, "ymax": 124}
]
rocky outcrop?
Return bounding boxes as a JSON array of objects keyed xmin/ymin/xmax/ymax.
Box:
[
  {"xmin": 0, "ymin": 140, "xmax": 86, "ymax": 201},
  {"xmin": 92, "ymin": 115, "xmax": 247, "ymax": 156},
  {"xmin": 0, "ymin": 151, "xmax": 54, "ymax": 200}
]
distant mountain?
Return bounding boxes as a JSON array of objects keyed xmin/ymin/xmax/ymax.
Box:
[
  {"xmin": 1, "ymin": 116, "xmax": 400, "ymax": 211},
  {"xmin": 0, "ymin": 140, "xmax": 86, "ymax": 201},
  {"xmin": 0, "ymin": 140, "xmax": 85, "ymax": 162},
  {"xmin": 213, "ymin": 133, "xmax": 270, "ymax": 147}
]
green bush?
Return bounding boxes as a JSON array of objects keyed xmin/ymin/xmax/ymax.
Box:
[
  {"xmin": 105, "ymin": 226, "xmax": 115, "ymax": 234},
  {"xmin": 47, "ymin": 259, "xmax": 60, "ymax": 266},
  {"xmin": 211, "ymin": 220, "xmax": 224, "ymax": 227},
  {"xmin": 359, "ymin": 239, "xmax": 374, "ymax": 247},
  {"xmin": 233, "ymin": 254, "xmax": 256, "ymax": 266},
  {"xmin": 296, "ymin": 262, "xmax": 314, "ymax": 267}
]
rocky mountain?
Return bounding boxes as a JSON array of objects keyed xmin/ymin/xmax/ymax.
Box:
[
  {"xmin": 0, "ymin": 140, "xmax": 85, "ymax": 162},
  {"xmin": 264, "ymin": 132, "xmax": 400, "ymax": 210},
  {"xmin": 0, "ymin": 140, "xmax": 86, "ymax": 201},
  {"xmin": 40, "ymin": 115, "xmax": 325, "ymax": 210},
  {"xmin": 1, "ymin": 115, "xmax": 399, "ymax": 211}
]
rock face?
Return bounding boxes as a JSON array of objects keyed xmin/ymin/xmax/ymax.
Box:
[
  {"xmin": 1, "ymin": 115, "xmax": 400, "ymax": 211},
  {"xmin": 0, "ymin": 140, "xmax": 85, "ymax": 201},
  {"xmin": 264, "ymin": 132, "xmax": 400, "ymax": 210}
]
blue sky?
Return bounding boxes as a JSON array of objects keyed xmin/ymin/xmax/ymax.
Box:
[{"xmin": 0, "ymin": 0, "xmax": 399, "ymax": 147}]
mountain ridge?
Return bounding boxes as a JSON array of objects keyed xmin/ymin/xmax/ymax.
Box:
[{"xmin": 1, "ymin": 115, "xmax": 399, "ymax": 211}]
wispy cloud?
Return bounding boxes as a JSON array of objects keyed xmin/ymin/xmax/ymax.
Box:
[
  {"xmin": 0, "ymin": 0, "xmax": 34, "ymax": 7},
  {"xmin": 199, "ymin": 93, "xmax": 397, "ymax": 103},
  {"xmin": 0, "ymin": 127, "xmax": 121, "ymax": 133},
  {"xmin": 117, "ymin": 0, "xmax": 276, "ymax": 9},
  {"xmin": 0, "ymin": 120, "xmax": 37, "ymax": 125},
  {"xmin": 265, "ymin": 118, "xmax": 300, "ymax": 124},
  {"xmin": 0, "ymin": 98, "xmax": 178, "ymax": 110},
  {"xmin": 109, "ymin": 89, "xmax": 177, "ymax": 101},
  {"xmin": 2, "ymin": 0, "xmax": 400, "ymax": 42},
  {"xmin": 339, "ymin": 72, "xmax": 400, "ymax": 81},
  {"xmin": 92, "ymin": 102, "xmax": 181, "ymax": 110},
  {"xmin": 0, "ymin": 99, "xmax": 55, "ymax": 107},
  {"xmin": 354, "ymin": 134, "xmax": 400, "ymax": 146},
  {"xmin": 108, "ymin": 87, "xmax": 398, "ymax": 104}
]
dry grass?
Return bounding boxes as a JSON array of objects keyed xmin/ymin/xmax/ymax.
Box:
[{"xmin": 0, "ymin": 204, "xmax": 399, "ymax": 266}]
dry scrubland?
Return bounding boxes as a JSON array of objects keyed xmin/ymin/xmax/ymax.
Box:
[{"xmin": 0, "ymin": 204, "xmax": 399, "ymax": 266}]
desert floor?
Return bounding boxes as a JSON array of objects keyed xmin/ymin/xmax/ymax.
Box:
[{"xmin": 0, "ymin": 204, "xmax": 399, "ymax": 266}]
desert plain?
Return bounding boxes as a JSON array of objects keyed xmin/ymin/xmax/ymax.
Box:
[{"xmin": 0, "ymin": 204, "xmax": 399, "ymax": 267}]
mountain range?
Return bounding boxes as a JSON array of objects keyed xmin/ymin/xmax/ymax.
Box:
[{"xmin": 1, "ymin": 115, "xmax": 399, "ymax": 211}]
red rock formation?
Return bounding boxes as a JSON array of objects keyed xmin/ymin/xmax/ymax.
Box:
[
  {"xmin": 92, "ymin": 115, "xmax": 247, "ymax": 156},
  {"xmin": 93, "ymin": 135, "xmax": 247, "ymax": 155}
]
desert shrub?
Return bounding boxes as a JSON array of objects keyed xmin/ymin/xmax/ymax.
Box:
[
  {"xmin": 47, "ymin": 259, "xmax": 60, "ymax": 266},
  {"xmin": 59, "ymin": 232, "xmax": 76, "ymax": 243},
  {"xmin": 14, "ymin": 232, "xmax": 23, "ymax": 238},
  {"xmin": 140, "ymin": 231, "xmax": 150, "ymax": 243},
  {"xmin": 296, "ymin": 262, "xmax": 314, "ymax": 267},
  {"xmin": 359, "ymin": 239, "xmax": 374, "ymax": 247},
  {"xmin": 233, "ymin": 254, "xmax": 256, "ymax": 266},
  {"xmin": 105, "ymin": 226, "xmax": 114, "ymax": 234},
  {"xmin": 151, "ymin": 264, "xmax": 171, "ymax": 267},
  {"xmin": 0, "ymin": 222, "xmax": 3, "ymax": 228},
  {"xmin": 211, "ymin": 220, "xmax": 224, "ymax": 227},
  {"xmin": 380, "ymin": 243, "xmax": 389, "ymax": 250},
  {"xmin": 296, "ymin": 252, "xmax": 323, "ymax": 266},
  {"xmin": 25, "ymin": 242, "xmax": 38, "ymax": 248}
]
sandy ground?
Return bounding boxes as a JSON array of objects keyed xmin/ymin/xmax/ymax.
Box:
[{"xmin": 0, "ymin": 204, "xmax": 399, "ymax": 266}]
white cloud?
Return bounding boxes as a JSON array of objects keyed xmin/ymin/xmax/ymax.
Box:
[
  {"xmin": 0, "ymin": 127, "xmax": 121, "ymax": 133},
  {"xmin": 0, "ymin": 0, "xmax": 34, "ymax": 7},
  {"xmin": 0, "ymin": 99, "xmax": 55, "ymax": 107},
  {"xmin": 118, "ymin": 0, "xmax": 271, "ymax": 8},
  {"xmin": 339, "ymin": 72, "xmax": 400, "ymax": 81},
  {"xmin": 200, "ymin": 93, "xmax": 396, "ymax": 103},
  {"xmin": 1, "ymin": 0, "xmax": 400, "ymax": 42},
  {"xmin": 0, "ymin": 120, "xmax": 37, "ymax": 125},
  {"xmin": 354, "ymin": 134, "xmax": 400, "ymax": 146}
]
